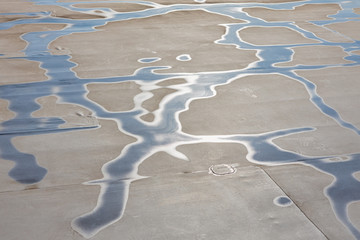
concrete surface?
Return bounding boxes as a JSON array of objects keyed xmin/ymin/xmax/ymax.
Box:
[{"xmin": 1, "ymin": 0, "xmax": 360, "ymax": 239}]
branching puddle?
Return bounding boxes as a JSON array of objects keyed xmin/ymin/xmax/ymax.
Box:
[{"xmin": 0, "ymin": 0, "xmax": 360, "ymax": 238}]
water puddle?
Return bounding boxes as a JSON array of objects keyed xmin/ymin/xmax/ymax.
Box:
[{"xmin": 1, "ymin": 0, "xmax": 360, "ymax": 238}]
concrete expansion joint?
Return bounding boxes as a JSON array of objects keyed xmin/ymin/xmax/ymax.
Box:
[
  {"xmin": 261, "ymin": 167, "xmax": 330, "ymax": 240},
  {"xmin": 0, "ymin": 182, "xmax": 82, "ymax": 195}
]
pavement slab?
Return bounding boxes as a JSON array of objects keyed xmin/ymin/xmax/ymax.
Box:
[
  {"xmin": 86, "ymin": 82, "xmax": 142, "ymax": 112},
  {"xmin": 96, "ymin": 166, "xmax": 327, "ymax": 240},
  {"xmin": 49, "ymin": 10, "xmax": 256, "ymax": 78},
  {"xmin": 238, "ymin": 26, "xmax": 319, "ymax": 46},
  {"xmin": 0, "ymin": 184, "xmax": 99, "ymax": 240},
  {"xmin": 243, "ymin": 4, "xmax": 341, "ymax": 22},
  {"xmin": 263, "ymin": 164, "xmax": 355, "ymax": 239},
  {"xmin": 179, "ymin": 74, "xmax": 334, "ymax": 135},
  {"xmin": 326, "ymin": 21, "xmax": 360, "ymax": 41},
  {"xmin": 295, "ymin": 66, "xmax": 360, "ymax": 130},
  {"xmin": 1, "ymin": 0, "xmax": 360, "ymax": 239},
  {"xmin": 11, "ymin": 119, "xmax": 135, "ymax": 189}
]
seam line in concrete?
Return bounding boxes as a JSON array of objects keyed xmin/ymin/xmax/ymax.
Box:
[
  {"xmin": 261, "ymin": 166, "xmax": 330, "ymax": 240},
  {"xmin": 0, "ymin": 182, "xmax": 84, "ymax": 195}
]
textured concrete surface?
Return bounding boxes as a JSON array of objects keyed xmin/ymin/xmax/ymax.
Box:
[{"xmin": 1, "ymin": 0, "xmax": 360, "ymax": 239}]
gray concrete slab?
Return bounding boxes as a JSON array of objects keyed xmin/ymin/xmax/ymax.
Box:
[
  {"xmin": 1, "ymin": 0, "xmax": 360, "ymax": 239},
  {"xmin": 9, "ymin": 119, "xmax": 135, "ymax": 189},
  {"xmin": 263, "ymin": 164, "xmax": 355, "ymax": 239},
  {"xmin": 0, "ymin": 184, "xmax": 98, "ymax": 240},
  {"xmin": 0, "ymin": 166, "xmax": 328, "ymax": 240},
  {"xmin": 139, "ymin": 142, "xmax": 252, "ymax": 176},
  {"xmin": 89, "ymin": 166, "xmax": 327, "ymax": 239}
]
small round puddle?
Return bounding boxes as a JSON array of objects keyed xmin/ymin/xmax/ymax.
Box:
[
  {"xmin": 273, "ymin": 196, "xmax": 293, "ymax": 207},
  {"xmin": 209, "ymin": 164, "xmax": 236, "ymax": 176},
  {"xmin": 176, "ymin": 54, "xmax": 191, "ymax": 61}
]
